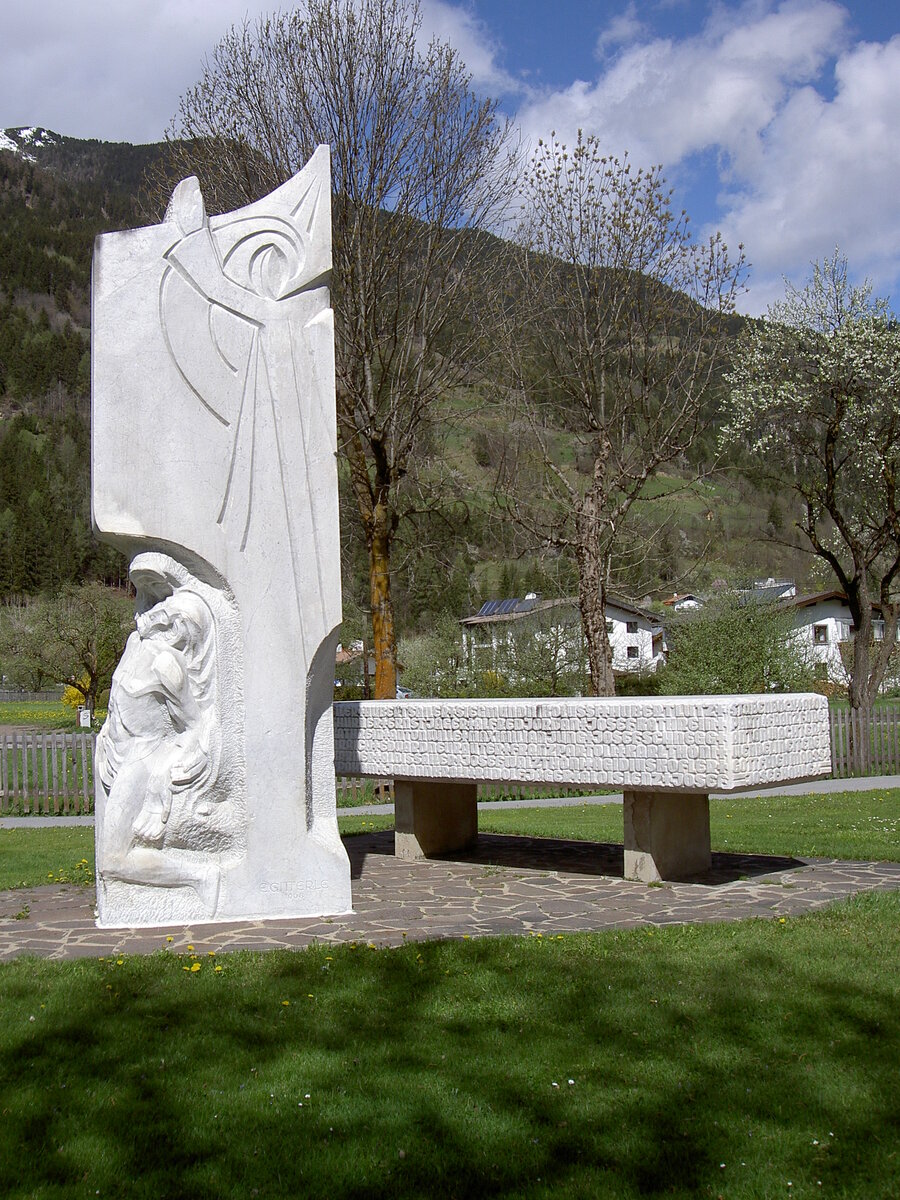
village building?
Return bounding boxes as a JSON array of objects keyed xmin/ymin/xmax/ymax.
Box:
[
  {"xmin": 787, "ymin": 590, "xmax": 900, "ymax": 686},
  {"xmin": 459, "ymin": 593, "xmax": 665, "ymax": 685}
]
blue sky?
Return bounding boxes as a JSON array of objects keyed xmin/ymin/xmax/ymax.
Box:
[{"xmin": 1, "ymin": 1, "xmax": 898, "ymax": 313}]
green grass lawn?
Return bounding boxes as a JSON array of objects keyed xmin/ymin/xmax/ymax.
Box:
[
  {"xmin": 0, "ymin": 699, "xmax": 106, "ymax": 730},
  {"xmin": 2, "ymin": 798, "xmax": 898, "ymax": 1196},
  {"xmin": 2, "ymin": 790, "xmax": 898, "ymax": 891},
  {"xmin": 0, "ymin": 892, "xmax": 896, "ymax": 1198},
  {"xmin": 0, "ymin": 827, "xmax": 96, "ymax": 889},
  {"xmin": 0, "ymin": 699, "xmax": 74, "ymax": 729},
  {"xmin": 480, "ymin": 790, "xmax": 900, "ymax": 862}
]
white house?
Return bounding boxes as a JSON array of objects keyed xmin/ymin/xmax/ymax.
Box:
[
  {"xmin": 459, "ymin": 593, "xmax": 664, "ymax": 683},
  {"xmin": 605, "ymin": 596, "xmax": 666, "ymax": 672},
  {"xmin": 660, "ymin": 579, "xmax": 795, "ymax": 613},
  {"xmin": 787, "ymin": 590, "xmax": 900, "ymax": 685}
]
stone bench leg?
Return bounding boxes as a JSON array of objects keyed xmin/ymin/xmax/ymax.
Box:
[
  {"xmin": 394, "ymin": 780, "xmax": 478, "ymax": 860},
  {"xmin": 623, "ymin": 790, "xmax": 711, "ymax": 883}
]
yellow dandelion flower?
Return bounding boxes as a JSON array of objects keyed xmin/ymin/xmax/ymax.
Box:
[{"xmin": 190, "ymin": 963, "xmax": 201, "ymax": 973}]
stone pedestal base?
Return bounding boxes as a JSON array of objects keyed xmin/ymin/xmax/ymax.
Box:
[
  {"xmin": 623, "ymin": 790, "xmax": 711, "ymax": 883},
  {"xmin": 394, "ymin": 780, "xmax": 478, "ymax": 860}
]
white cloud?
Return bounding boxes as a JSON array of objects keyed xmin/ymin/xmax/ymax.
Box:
[
  {"xmin": 0, "ymin": 0, "xmax": 275, "ymax": 143},
  {"xmin": 716, "ymin": 34, "xmax": 900, "ymax": 312},
  {"xmin": 0, "ymin": 1, "xmax": 525, "ymax": 144},
  {"xmin": 511, "ymin": 0, "xmax": 900, "ymax": 313},
  {"xmin": 595, "ymin": 3, "xmax": 646, "ymax": 59},
  {"xmin": 419, "ymin": 1, "xmax": 524, "ymax": 94},
  {"xmin": 516, "ymin": 0, "xmax": 848, "ymax": 168},
  {"xmin": 4, "ymin": 0, "xmax": 898, "ymax": 316}
]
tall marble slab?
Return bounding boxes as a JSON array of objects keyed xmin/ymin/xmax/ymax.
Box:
[{"xmin": 91, "ymin": 148, "xmax": 351, "ymax": 926}]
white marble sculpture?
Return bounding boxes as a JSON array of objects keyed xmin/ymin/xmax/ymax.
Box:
[{"xmin": 92, "ymin": 148, "xmax": 351, "ymax": 926}]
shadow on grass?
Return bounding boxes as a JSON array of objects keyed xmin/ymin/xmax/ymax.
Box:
[
  {"xmin": 2, "ymin": 893, "xmax": 896, "ymax": 1198},
  {"xmin": 346, "ymin": 828, "xmax": 804, "ymax": 886}
]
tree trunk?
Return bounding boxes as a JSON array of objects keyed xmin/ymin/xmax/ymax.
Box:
[
  {"xmin": 343, "ymin": 426, "xmax": 399, "ymax": 702},
  {"xmin": 846, "ymin": 592, "xmax": 874, "ymax": 774},
  {"xmin": 576, "ymin": 540, "xmax": 615, "ymax": 697},
  {"xmin": 368, "ymin": 512, "xmax": 397, "ymax": 700}
]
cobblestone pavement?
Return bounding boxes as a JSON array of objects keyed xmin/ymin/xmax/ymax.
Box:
[{"xmin": 2, "ymin": 831, "xmax": 898, "ymax": 962}]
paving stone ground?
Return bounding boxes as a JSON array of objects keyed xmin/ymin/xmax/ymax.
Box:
[{"xmin": 2, "ymin": 830, "xmax": 897, "ymax": 962}]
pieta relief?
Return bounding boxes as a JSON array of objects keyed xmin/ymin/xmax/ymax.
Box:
[{"xmin": 95, "ymin": 553, "xmax": 244, "ymax": 924}]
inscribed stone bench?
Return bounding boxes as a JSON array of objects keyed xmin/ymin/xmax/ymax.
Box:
[{"xmin": 333, "ymin": 695, "xmax": 832, "ymax": 883}]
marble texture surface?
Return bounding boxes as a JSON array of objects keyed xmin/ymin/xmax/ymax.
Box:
[
  {"xmin": 333, "ymin": 695, "xmax": 831, "ymax": 792},
  {"xmin": 92, "ymin": 150, "xmax": 350, "ymax": 926}
]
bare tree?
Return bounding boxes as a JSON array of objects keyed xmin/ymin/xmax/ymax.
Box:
[
  {"xmin": 159, "ymin": 0, "xmax": 517, "ymax": 697},
  {"xmin": 0, "ymin": 584, "xmax": 134, "ymax": 713},
  {"xmin": 725, "ymin": 252, "xmax": 900, "ymax": 741},
  {"xmin": 499, "ymin": 132, "xmax": 745, "ymax": 694}
]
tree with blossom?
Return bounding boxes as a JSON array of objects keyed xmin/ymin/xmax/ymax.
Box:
[{"xmin": 724, "ymin": 252, "xmax": 900, "ymax": 739}]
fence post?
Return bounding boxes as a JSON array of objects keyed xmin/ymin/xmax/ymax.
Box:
[{"xmin": 0, "ymin": 734, "xmax": 8, "ymax": 813}]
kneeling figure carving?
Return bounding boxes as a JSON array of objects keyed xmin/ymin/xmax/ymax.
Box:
[{"xmin": 95, "ymin": 552, "xmax": 244, "ymax": 924}]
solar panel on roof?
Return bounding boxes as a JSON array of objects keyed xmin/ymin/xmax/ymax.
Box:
[
  {"xmin": 476, "ymin": 598, "xmax": 531, "ymax": 618},
  {"xmin": 478, "ymin": 600, "xmax": 507, "ymax": 617}
]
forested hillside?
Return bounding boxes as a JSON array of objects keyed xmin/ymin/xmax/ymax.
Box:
[
  {"xmin": 0, "ymin": 126, "xmax": 813, "ymax": 624},
  {"xmin": 0, "ymin": 129, "xmax": 159, "ymax": 593}
]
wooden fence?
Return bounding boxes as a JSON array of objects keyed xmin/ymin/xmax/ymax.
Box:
[
  {"xmin": 829, "ymin": 704, "xmax": 900, "ymax": 777},
  {"xmin": 0, "ymin": 736, "xmax": 390, "ymax": 816},
  {"xmin": 2, "ymin": 711, "xmax": 897, "ymax": 814},
  {"xmin": 0, "ymin": 732, "xmax": 95, "ymax": 815}
]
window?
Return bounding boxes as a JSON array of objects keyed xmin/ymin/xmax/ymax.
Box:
[
  {"xmin": 813, "ymin": 624, "xmax": 828, "ymax": 645},
  {"xmin": 626, "ymin": 645, "xmax": 639, "ymax": 659},
  {"xmin": 874, "ymin": 620, "xmax": 885, "ymax": 641},
  {"xmin": 626, "ymin": 620, "xmax": 638, "ymax": 633},
  {"xmin": 606, "ymin": 620, "xmax": 614, "ymax": 634}
]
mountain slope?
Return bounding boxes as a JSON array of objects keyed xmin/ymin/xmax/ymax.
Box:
[{"xmin": 0, "ymin": 127, "xmax": 812, "ymax": 614}]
